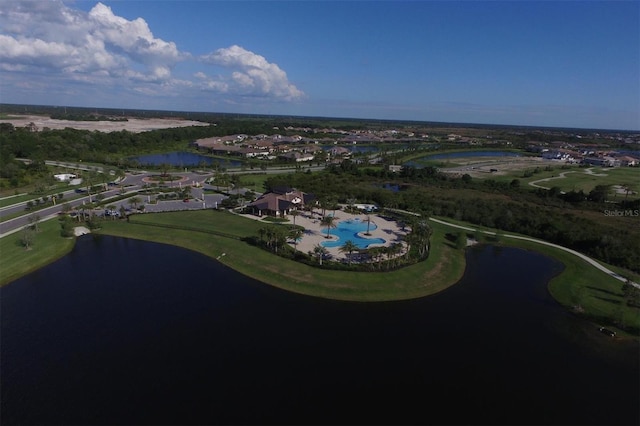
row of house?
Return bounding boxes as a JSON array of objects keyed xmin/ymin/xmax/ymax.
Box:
[
  {"xmin": 193, "ymin": 135, "xmax": 354, "ymax": 162},
  {"xmin": 530, "ymin": 144, "xmax": 639, "ymax": 167}
]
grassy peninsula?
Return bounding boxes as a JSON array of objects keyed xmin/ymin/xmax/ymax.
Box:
[{"xmin": 95, "ymin": 210, "xmax": 465, "ymax": 302}]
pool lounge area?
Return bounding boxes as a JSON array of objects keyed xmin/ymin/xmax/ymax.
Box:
[{"xmin": 238, "ymin": 207, "xmax": 407, "ymax": 262}]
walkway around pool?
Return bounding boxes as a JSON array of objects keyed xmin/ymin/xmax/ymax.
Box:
[{"xmin": 236, "ymin": 208, "xmax": 408, "ymax": 262}]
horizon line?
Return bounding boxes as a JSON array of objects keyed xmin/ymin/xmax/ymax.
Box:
[{"xmin": 1, "ymin": 102, "xmax": 638, "ymax": 134}]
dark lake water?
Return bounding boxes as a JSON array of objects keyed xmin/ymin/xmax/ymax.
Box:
[
  {"xmin": 132, "ymin": 151, "xmax": 242, "ymax": 168},
  {"xmin": 1, "ymin": 237, "xmax": 638, "ymax": 425}
]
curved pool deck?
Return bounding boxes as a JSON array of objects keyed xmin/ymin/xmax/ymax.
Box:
[
  {"xmin": 291, "ymin": 211, "xmax": 407, "ymax": 260},
  {"xmin": 238, "ymin": 209, "xmax": 408, "ymax": 261}
]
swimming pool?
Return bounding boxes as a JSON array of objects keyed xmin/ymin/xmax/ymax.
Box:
[{"xmin": 321, "ymin": 218, "xmax": 386, "ymax": 249}]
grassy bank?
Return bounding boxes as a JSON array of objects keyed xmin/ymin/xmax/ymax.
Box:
[
  {"xmin": 497, "ymin": 237, "xmax": 640, "ymax": 335},
  {"xmin": 95, "ymin": 210, "xmax": 465, "ymax": 302},
  {"xmin": 0, "ymin": 219, "xmax": 75, "ymax": 286}
]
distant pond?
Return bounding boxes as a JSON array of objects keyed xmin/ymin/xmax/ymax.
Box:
[
  {"xmin": 131, "ymin": 151, "xmax": 242, "ymax": 168},
  {"xmin": 1, "ymin": 237, "xmax": 638, "ymax": 425}
]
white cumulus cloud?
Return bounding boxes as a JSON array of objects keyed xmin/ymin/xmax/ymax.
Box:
[
  {"xmin": 200, "ymin": 45, "xmax": 305, "ymax": 100},
  {"xmin": 0, "ymin": 1, "xmax": 305, "ymax": 106},
  {"xmin": 0, "ymin": 1, "xmax": 178, "ymax": 81}
]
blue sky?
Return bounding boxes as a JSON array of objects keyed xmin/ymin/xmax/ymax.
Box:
[{"xmin": 1, "ymin": 1, "xmax": 638, "ymax": 130}]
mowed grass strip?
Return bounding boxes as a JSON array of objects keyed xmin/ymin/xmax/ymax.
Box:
[
  {"xmin": 494, "ymin": 233, "xmax": 639, "ymax": 335},
  {"xmin": 97, "ymin": 210, "xmax": 465, "ymax": 302},
  {"xmin": 0, "ymin": 219, "xmax": 75, "ymax": 286}
]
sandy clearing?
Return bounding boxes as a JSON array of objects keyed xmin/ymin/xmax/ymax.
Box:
[
  {"xmin": 439, "ymin": 156, "xmax": 546, "ymax": 178},
  {"xmin": 0, "ymin": 114, "xmax": 210, "ymax": 133}
]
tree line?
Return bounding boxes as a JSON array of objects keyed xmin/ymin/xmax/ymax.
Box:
[{"xmin": 263, "ymin": 163, "xmax": 639, "ymax": 274}]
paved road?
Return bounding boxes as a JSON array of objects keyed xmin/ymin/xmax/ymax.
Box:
[
  {"xmin": 1, "ymin": 162, "xmax": 323, "ymax": 237},
  {"xmin": 0, "ymin": 170, "xmax": 216, "ymax": 237}
]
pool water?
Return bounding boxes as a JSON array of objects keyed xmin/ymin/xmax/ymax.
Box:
[{"xmin": 321, "ymin": 218, "xmax": 386, "ymax": 249}]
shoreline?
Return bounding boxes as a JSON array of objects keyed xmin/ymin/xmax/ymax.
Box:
[{"xmin": 1, "ymin": 211, "xmax": 637, "ymax": 337}]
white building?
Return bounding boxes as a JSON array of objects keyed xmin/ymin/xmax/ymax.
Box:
[{"xmin": 53, "ymin": 173, "xmax": 77, "ymax": 182}]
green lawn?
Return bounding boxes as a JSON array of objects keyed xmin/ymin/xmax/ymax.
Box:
[
  {"xmin": 237, "ymin": 173, "xmax": 275, "ymax": 192},
  {"xmin": 0, "ymin": 183, "xmax": 73, "ymax": 207},
  {"xmin": 0, "ymin": 219, "xmax": 75, "ymax": 286},
  {"xmin": 504, "ymin": 165, "xmax": 640, "ymax": 197}
]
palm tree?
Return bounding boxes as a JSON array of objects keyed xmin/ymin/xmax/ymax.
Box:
[
  {"xmin": 159, "ymin": 162, "xmax": 170, "ymax": 177},
  {"xmin": 257, "ymin": 227, "xmax": 267, "ymax": 244},
  {"xmin": 289, "ymin": 228, "xmax": 303, "ymax": 252},
  {"xmin": 312, "ymin": 244, "xmax": 328, "ymax": 266},
  {"xmin": 330, "ymin": 199, "xmax": 339, "ymax": 217},
  {"xmin": 290, "ymin": 209, "xmax": 300, "ymax": 226},
  {"xmin": 265, "ymin": 227, "xmax": 276, "ymax": 250},
  {"xmin": 364, "ymin": 214, "xmax": 372, "ymax": 235},
  {"xmin": 319, "ymin": 197, "xmax": 329, "ymax": 217},
  {"xmin": 128, "ymin": 196, "xmax": 141, "ymax": 210},
  {"xmin": 272, "ymin": 228, "xmax": 286, "ymax": 254},
  {"xmin": 411, "ymin": 219, "xmax": 432, "ymax": 258},
  {"xmin": 339, "ymin": 240, "xmax": 359, "ymax": 265},
  {"xmin": 367, "ymin": 246, "xmax": 384, "ymax": 270},
  {"xmin": 386, "ymin": 243, "xmax": 402, "ymax": 269},
  {"xmin": 320, "ymin": 215, "xmax": 336, "ymax": 239}
]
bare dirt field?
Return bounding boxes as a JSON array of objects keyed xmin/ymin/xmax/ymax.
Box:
[
  {"xmin": 438, "ymin": 155, "xmax": 546, "ymax": 178},
  {"xmin": 0, "ymin": 114, "xmax": 210, "ymax": 133}
]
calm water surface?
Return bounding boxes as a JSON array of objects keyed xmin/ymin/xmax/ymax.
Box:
[
  {"xmin": 321, "ymin": 219, "xmax": 386, "ymax": 249},
  {"xmin": 1, "ymin": 237, "xmax": 638, "ymax": 425}
]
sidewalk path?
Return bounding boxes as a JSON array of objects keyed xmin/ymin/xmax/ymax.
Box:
[{"xmin": 428, "ymin": 217, "xmax": 639, "ymax": 288}]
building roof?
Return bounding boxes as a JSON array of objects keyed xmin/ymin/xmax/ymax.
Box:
[{"xmin": 248, "ymin": 188, "xmax": 315, "ymax": 212}]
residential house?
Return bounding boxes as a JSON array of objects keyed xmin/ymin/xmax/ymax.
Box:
[
  {"xmin": 53, "ymin": 173, "xmax": 77, "ymax": 182},
  {"xmin": 616, "ymin": 156, "xmax": 639, "ymax": 167},
  {"xmin": 279, "ymin": 151, "xmax": 315, "ymax": 162},
  {"xmin": 246, "ymin": 187, "xmax": 315, "ymax": 217},
  {"xmin": 328, "ymin": 146, "xmax": 351, "ymax": 157},
  {"xmin": 583, "ymin": 156, "xmax": 621, "ymax": 167}
]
